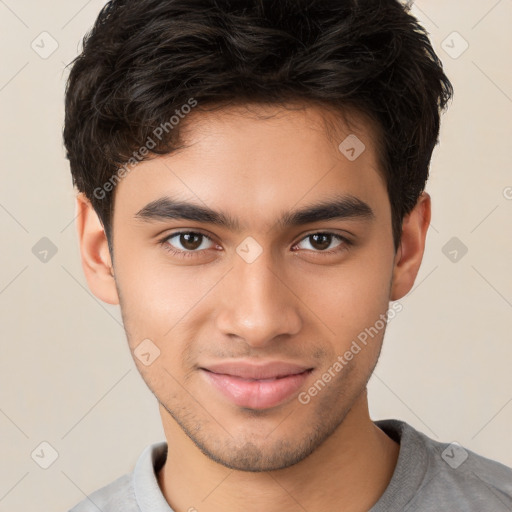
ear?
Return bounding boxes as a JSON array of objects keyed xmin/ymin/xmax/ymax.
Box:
[
  {"xmin": 75, "ymin": 193, "xmax": 119, "ymax": 305},
  {"xmin": 390, "ymin": 191, "xmax": 431, "ymax": 301}
]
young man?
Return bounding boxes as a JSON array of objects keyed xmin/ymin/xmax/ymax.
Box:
[{"xmin": 63, "ymin": 0, "xmax": 512, "ymax": 510}]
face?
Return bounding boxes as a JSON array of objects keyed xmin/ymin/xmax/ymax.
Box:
[{"xmin": 106, "ymin": 103, "xmax": 399, "ymax": 471}]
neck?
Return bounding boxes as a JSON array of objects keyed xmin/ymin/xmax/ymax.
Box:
[{"xmin": 157, "ymin": 390, "xmax": 399, "ymax": 512}]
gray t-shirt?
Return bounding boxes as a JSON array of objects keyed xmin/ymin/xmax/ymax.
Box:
[{"xmin": 68, "ymin": 419, "xmax": 512, "ymax": 511}]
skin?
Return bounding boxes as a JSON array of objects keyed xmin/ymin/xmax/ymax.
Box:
[{"xmin": 76, "ymin": 102, "xmax": 430, "ymax": 512}]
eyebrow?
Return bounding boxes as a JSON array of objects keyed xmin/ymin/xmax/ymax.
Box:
[{"xmin": 134, "ymin": 194, "xmax": 375, "ymax": 231}]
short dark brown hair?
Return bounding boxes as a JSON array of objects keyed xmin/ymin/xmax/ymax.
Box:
[{"xmin": 63, "ymin": 0, "xmax": 453, "ymax": 254}]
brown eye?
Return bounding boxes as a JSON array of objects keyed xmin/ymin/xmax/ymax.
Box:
[
  {"xmin": 295, "ymin": 232, "xmax": 347, "ymax": 253},
  {"xmin": 178, "ymin": 232, "xmax": 203, "ymax": 251},
  {"xmin": 309, "ymin": 233, "xmax": 333, "ymax": 251},
  {"xmin": 161, "ymin": 231, "xmax": 215, "ymax": 255}
]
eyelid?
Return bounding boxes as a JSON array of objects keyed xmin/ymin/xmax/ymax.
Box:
[{"xmin": 294, "ymin": 229, "xmax": 353, "ymax": 244}]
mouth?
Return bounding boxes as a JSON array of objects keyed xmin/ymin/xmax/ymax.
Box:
[{"xmin": 199, "ymin": 361, "xmax": 314, "ymax": 410}]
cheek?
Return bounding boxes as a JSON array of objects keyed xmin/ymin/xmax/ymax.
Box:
[
  {"xmin": 114, "ymin": 242, "xmax": 215, "ymax": 338},
  {"xmin": 297, "ymin": 252, "xmax": 393, "ymax": 340}
]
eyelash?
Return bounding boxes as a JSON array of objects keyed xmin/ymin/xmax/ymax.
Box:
[{"xmin": 157, "ymin": 230, "xmax": 353, "ymax": 259}]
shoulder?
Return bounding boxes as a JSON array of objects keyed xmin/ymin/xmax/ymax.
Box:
[
  {"xmin": 67, "ymin": 441, "xmax": 168, "ymax": 512},
  {"xmin": 423, "ymin": 439, "xmax": 512, "ymax": 509},
  {"xmin": 375, "ymin": 419, "xmax": 512, "ymax": 511},
  {"xmin": 68, "ymin": 473, "xmax": 135, "ymax": 512}
]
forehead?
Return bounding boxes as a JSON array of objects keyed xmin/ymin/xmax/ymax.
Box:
[{"xmin": 113, "ymin": 102, "xmax": 388, "ymax": 229}]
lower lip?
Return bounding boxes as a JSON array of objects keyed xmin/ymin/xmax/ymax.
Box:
[{"xmin": 201, "ymin": 369, "xmax": 312, "ymax": 410}]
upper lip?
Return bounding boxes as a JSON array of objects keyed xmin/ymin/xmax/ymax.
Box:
[{"xmin": 201, "ymin": 360, "xmax": 313, "ymax": 379}]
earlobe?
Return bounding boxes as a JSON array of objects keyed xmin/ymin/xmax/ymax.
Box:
[
  {"xmin": 75, "ymin": 193, "xmax": 120, "ymax": 305},
  {"xmin": 390, "ymin": 192, "xmax": 431, "ymax": 301}
]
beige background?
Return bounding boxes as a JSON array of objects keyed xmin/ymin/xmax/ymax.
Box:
[{"xmin": 0, "ymin": 1, "xmax": 511, "ymax": 511}]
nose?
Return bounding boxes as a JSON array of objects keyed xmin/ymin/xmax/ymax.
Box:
[{"xmin": 215, "ymin": 248, "xmax": 303, "ymax": 348}]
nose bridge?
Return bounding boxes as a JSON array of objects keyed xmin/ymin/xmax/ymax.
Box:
[{"xmin": 215, "ymin": 246, "xmax": 302, "ymax": 346}]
